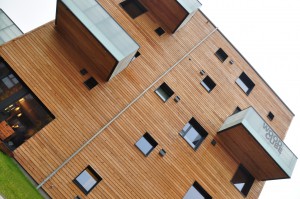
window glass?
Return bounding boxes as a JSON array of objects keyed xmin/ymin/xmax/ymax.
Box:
[
  {"xmin": 231, "ymin": 165, "xmax": 255, "ymax": 196},
  {"xmin": 180, "ymin": 118, "xmax": 208, "ymax": 150},
  {"xmin": 135, "ymin": 132, "xmax": 158, "ymax": 156},
  {"xmin": 76, "ymin": 170, "xmax": 97, "ymax": 191},
  {"xmin": 74, "ymin": 166, "xmax": 102, "ymax": 195},
  {"xmin": 236, "ymin": 72, "xmax": 255, "ymax": 95},
  {"xmin": 201, "ymin": 76, "xmax": 216, "ymax": 93},
  {"xmin": 184, "ymin": 181, "xmax": 212, "ymax": 199},
  {"xmin": 155, "ymin": 82, "xmax": 174, "ymax": 102},
  {"xmin": 215, "ymin": 48, "xmax": 228, "ymax": 62},
  {"xmin": 0, "ymin": 58, "xmax": 54, "ymax": 151},
  {"xmin": 136, "ymin": 136, "xmax": 153, "ymax": 155}
]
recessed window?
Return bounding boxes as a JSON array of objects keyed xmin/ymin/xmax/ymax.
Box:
[
  {"xmin": 215, "ymin": 48, "xmax": 228, "ymax": 62},
  {"xmin": 135, "ymin": 132, "xmax": 158, "ymax": 156},
  {"xmin": 201, "ymin": 76, "xmax": 216, "ymax": 93},
  {"xmin": 231, "ymin": 165, "xmax": 255, "ymax": 197},
  {"xmin": 180, "ymin": 117, "xmax": 208, "ymax": 150},
  {"xmin": 267, "ymin": 112, "xmax": 274, "ymax": 121},
  {"xmin": 74, "ymin": 166, "xmax": 102, "ymax": 195},
  {"xmin": 120, "ymin": 0, "xmax": 147, "ymax": 19},
  {"xmin": 232, "ymin": 106, "xmax": 242, "ymax": 115},
  {"xmin": 183, "ymin": 181, "xmax": 212, "ymax": 199},
  {"xmin": 155, "ymin": 82, "xmax": 174, "ymax": 102},
  {"xmin": 155, "ymin": 27, "xmax": 165, "ymax": 36},
  {"xmin": 84, "ymin": 77, "xmax": 98, "ymax": 90},
  {"xmin": 236, "ymin": 72, "xmax": 255, "ymax": 95}
]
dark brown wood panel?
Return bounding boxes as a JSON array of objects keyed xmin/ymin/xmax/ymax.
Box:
[
  {"xmin": 218, "ymin": 125, "xmax": 287, "ymax": 180},
  {"xmin": 56, "ymin": 1, "xmax": 117, "ymax": 81},
  {"xmin": 139, "ymin": 0, "xmax": 188, "ymax": 32}
]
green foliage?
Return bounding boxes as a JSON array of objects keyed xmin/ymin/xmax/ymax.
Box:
[{"xmin": 0, "ymin": 152, "xmax": 43, "ymax": 199}]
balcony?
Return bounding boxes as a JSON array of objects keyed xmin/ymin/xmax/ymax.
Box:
[
  {"xmin": 56, "ymin": 0, "xmax": 139, "ymax": 81},
  {"xmin": 139, "ymin": 0, "xmax": 202, "ymax": 33},
  {"xmin": 218, "ymin": 107, "xmax": 297, "ymax": 180}
]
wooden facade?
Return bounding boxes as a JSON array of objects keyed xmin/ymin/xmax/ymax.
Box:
[{"xmin": 0, "ymin": 0, "xmax": 296, "ymax": 198}]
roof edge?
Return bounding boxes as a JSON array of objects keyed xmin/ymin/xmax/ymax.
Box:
[{"xmin": 198, "ymin": 9, "xmax": 295, "ymax": 116}]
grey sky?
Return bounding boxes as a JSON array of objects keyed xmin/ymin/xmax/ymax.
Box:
[{"xmin": 0, "ymin": 0, "xmax": 299, "ymax": 198}]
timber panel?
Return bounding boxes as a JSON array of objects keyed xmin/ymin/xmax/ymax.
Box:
[
  {"xmin": 139, "ymin": 0, "xmax": 188, "ymax": 32},
  {"xmin": 0, "ymin": 0, "xmax": 294, "ymax": 198},
  {"xmin": 56, "ymin": 1, "xmax": 117, "ymax": 81},
  {"xmin": 218, "ymin": 124, "xmax": 287, "ymax": 180}
]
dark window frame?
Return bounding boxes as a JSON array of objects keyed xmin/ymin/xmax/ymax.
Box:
[
  {"xmin": 155, "ymin": 27, "xmax": 165, "ymax": 36},
  {"xmin": 267, "ymin": 112, "xmax": 274, "ymax": 121},
  {"xmin": 155, "ymin": 82, "xmax": 174, "ymax": 102},
  {"xmin": 179, "ymin": 117, "xmax": 208, "ymax": 150},
  {"xmin": 215, "ymin": 48, "xmax": 228, "ymax": 62},
  {"xmin": 231, "ymin": 165, "xmax": 255, "ymax": 197},
  {"xmin": 135, "ymin": 132, "xmax": 158, "ymax": 156},
  {"xmin": 73, "ymin": 165, "xmax": 102, "ymax": 195},
  {"xmin": 84, "ymin": 77, "xmax": 98, "ymax": 90},
  {"xmin": 120, "ymin": 0, "xmax": 147, "ymax": 19},
  {"xmin": 201, "ymin": 76, "xmax": 216, "ymax": 93},
  {"xmin": 183, "ymin": 181, "xmax": 212, "ymax": 199},
  {"xmin": 236, "ymin": 72, "xmax": 255, "ymax": 95}
]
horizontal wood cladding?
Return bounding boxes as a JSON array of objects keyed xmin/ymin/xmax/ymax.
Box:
[
  {"xmin": 139, "ymin": 0, "xmax": 188, "ymax": 33},
  {"xmin": 0, "ymin": 0, "xmax": 294, "ymax": 198}
]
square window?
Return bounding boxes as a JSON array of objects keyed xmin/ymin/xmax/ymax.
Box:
[
  {"xmin": 231, "ymin": 165, "xmax": 255, "ymax": 197},
  {"xmin": 236, "ymin": 72, "xmax": 255, "ymax": 95},
  {"xmin": 201, "ymin": 76, "xmax": 216, "ymax": 93},
  {"xmin": 155, "ymin": 27, "xmax": 165, "ymax": 36},
  {"xmin": 74, "ymin": 166, "xmax": 102, "ymax": 195},
  {"xmin": 120, "ymin": 0, "xmax": 147, "ymax": 19},
  {"xmin": 84, "ymin": 77, "xmax": 98, "ymax": 90},
  {"xmin": 135, "ymin": 132, "xmax": 158, "ymax": 156},
  {"xmin": 267, "ymin": 112, "xmax": 274, "ymax": 121},
  {"xmin": 155, "ymin": 82, "xmax": 174, "ymax": 102},
  {"xmin": 215, "ymin": 48, "xmax": 228, "ymax": 62},
  {"xmin": 180, "ymin": 117, "xmax": 208, "ymax": 150},
  {"xmin": 183, "ymin": 181, "xmax": 212, "ymax": 199}
]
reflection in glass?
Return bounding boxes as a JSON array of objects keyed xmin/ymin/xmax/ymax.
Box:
[
  {"xmin": 183, "ymin": 181, "xmax": 212, "ymax": 199},
  {"xmin": 135, "ymin": 132, "xmax": 158, "ymax": 156},
  {"xmin": 74, "ymin": 166, "xmax": 102, "ymax": 194},
  {"xmin": 0, "ymin": 59, "xmax": 54, "ymax": 151},
  {"xmin": 180, "ymin": 117, "xmax": 208, "ymax": 150},
  {"xmin": 231, "ymin": 165, "xmax": 255, "ymax": 196},
  {"xmin": 0, "ymin": 9, "xmax": 23, "ymax": 45}
]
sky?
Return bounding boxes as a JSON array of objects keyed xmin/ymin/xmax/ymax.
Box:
[{"xmin": 0, "ymin": 0, "xmax": 299, "ymax": 198}]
